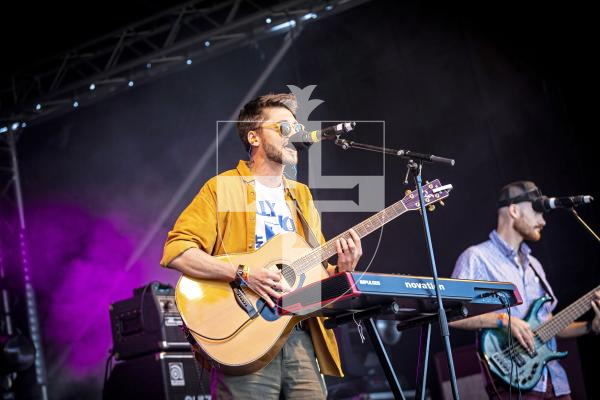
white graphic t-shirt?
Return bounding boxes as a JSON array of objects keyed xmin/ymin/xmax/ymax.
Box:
[{"xmin": 254, "ymin": 180, "xmax": 296, "ymax": 249}]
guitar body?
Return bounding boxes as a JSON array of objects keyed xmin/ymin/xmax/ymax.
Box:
[
  {"xmin": 480, "ymin": 296, "xmax": 568, "ymax": 391},
  {"xmin": 175, "ymin": 232, "xmax": 328, "ymax": 375}
]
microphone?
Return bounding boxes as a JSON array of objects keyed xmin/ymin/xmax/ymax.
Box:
[
  {"xmin": 532, "ymin": 195, "xmax": 594, "ymax": 212},
  {"xmin": 290, "ymin": 122, "xmax": 356, "ymax": 150}
]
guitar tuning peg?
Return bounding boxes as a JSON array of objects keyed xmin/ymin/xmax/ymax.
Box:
[
  {"xmin": 405, "ymin": 189, "xmax": 412, "ymax": 196},
  {"xmin": 427, "ymin": 204, "xmax": 436, "ymax": 212},
  {"xmin": 439, "ymin": 200, "xmax": 445, "ymax": 206}
]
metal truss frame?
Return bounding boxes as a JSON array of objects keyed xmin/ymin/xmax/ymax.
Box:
[{"xmin": 1, "ymin": 0, "xmax": 372, "ymax": 127}]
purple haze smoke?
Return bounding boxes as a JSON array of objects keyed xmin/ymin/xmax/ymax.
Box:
[{"xmin": 25, "ymin": 201, "xmax": 175, "ymax": 377}]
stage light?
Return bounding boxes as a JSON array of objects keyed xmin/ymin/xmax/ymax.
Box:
[
  {"xmin": 325, "ymin": 5, "xmax": 334, "ymax": 11},
  {"xmin": 301, "ymin": 13, "xmax": 317, "ymax": 21},
  {"xmin": 186, "ymin": 58, "xmax": 192, "ymax": 65},
  {"xmin": 0, "ymin": 126, "xmax": 7, "ymax": 133},
  {"xmin": 128, "ymin": 80, "xmax": 135, "ymax": 87},
  {"xmin": 146, "ymin": 62, "xmax": 152, "ymax": 69},
  {"xmin": 266, "ymin": 17, "xmax": 272, "ymax": 24},
  {"xmin": 204, "ymin": 40, "xmax": 211, "ymax": 47},
  {"xmin": 89, "ymin": 83, "xmax": 96, "ymax": 91},
  {"xmin": 35, "ymin": 103, "xmax": 42, "ymax": 111},
  {"xmin": 73, "ymin": 101, "xmax": 79, "ymax": 108},
  {"xmin": 21, "ymin": 122, "xmax": 27, "ymax": 128},
  {"xmin": 11, "ymin": 122, "xmax": 20, "ymax": 131},
  {"xmin": 270, "ymin": 20, "xmax": 296, "ymax": 32}
]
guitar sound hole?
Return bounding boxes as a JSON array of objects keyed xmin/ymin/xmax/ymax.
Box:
[{"xmin": 277, "ymin": 263, "xmax": 296, "ymax": 287}]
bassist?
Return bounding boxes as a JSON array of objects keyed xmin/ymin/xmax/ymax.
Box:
[{"xmin": 449, "ymin": 181, "xmax": 600, "ymax": 399}]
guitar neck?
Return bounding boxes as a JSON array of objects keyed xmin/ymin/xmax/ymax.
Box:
[
  {"xmin": 535, "ymin": 284, "xmax": 600, "ymax": 342},
  {"xmin": 293, "ymin": 199, "xmax": 409, "ymax": 274}
]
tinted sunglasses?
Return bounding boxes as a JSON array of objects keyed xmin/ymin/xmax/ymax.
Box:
[{"xmin": 261, "ymin": 121, "xmax": 305, "ymax": 137}]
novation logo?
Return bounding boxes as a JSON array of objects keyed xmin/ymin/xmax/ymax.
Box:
[
  {"xmin": 359, "ymin": 279, "xmax": 381, "ymax": 286},
  {"xmin": 405, "ymin": 281, "xmax": 446, "ymax": 291}
]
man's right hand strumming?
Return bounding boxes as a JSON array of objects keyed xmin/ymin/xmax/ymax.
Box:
[
  {"xmin": 245, "ymin": 267, "xmax": 290, "ymax": 309},
  {"xmin": 501, "ymin": 316, "xmax": 536, "ymax": 355},
  {"xmin": 450, "ymin": 312, "xmax": 536, "ymax": 355}
]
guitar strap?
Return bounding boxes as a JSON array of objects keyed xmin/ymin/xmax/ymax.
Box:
[
  {"xmin": 526, "ymin": 258, "xmax": 557, "ymax": 307},
  {"xmin": 291, "ymin": 197, "xmax": 330, "ymax": 271}
]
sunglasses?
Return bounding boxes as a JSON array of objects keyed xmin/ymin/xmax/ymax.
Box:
[{"xmin": 261, "ymin": 121, "xmax": 305, "ymax": 137}]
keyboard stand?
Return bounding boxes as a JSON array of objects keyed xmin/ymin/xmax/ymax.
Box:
[
  {"xmin": 364, "ymin": 317, "xmax": 407, "ymax": 400},
  {"xmin": 415, "ymin": 322, "xmax": 432, "ymax": 400},
  {"xmin": 324, "ymin": 302, "xmax": 469, "ymax": 400}
]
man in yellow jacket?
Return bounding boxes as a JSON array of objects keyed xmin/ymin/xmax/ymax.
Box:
[{"xmin": 160, "ymin": 92, "xmax": 363, "ymax": 399}]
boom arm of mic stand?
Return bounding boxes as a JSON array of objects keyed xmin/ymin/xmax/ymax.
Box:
[
  {"xmin": 335, "ymin": 139, "xmax": 455, "ymax": 166},
  {"xmin": 569, "ymin": 209, "xmax": 600, "ymax": 243}
]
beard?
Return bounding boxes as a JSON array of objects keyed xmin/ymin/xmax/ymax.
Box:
[
  {"xmin": 514, "ymin": 217, "xmax": 542, "ymax": 242},
  {"xmin": 263, "ymin": 141, "xmax": 297, "ymax": 166}
]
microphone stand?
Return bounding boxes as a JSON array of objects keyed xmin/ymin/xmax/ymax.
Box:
[
  {"xmin": 335, "ymin": 138, "xmax": 460, "ymax": 400},
  {"xmin": 568, "ymin": 209, "xmax": 600, "ymax": 243}
]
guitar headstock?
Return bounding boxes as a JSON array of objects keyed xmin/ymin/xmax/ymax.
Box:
[{"xmin": 402, "ymin": 179, "xmax": 452, "ymax": 211}]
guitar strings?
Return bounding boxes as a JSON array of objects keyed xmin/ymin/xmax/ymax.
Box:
[{"xmin": 496, "ymin": 287, "xmax": 597, "ymax": 359}]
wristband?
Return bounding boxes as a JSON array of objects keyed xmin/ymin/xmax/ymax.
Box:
[
  {"xmin": 497, "ymin": 313, "xmax": 507, "ymax": 329},
  {"xmin": 234, "ymin": 265, "xmax": 245, "ymax": 285}
]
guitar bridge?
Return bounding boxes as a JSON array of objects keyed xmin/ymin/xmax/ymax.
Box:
[
  {"xmin": 491, "ymin": 352, "xmax": 511, "ymax": 375},
  {"xmin": 230, "ymin": 282, "xmax": 258, "ymax": 319}
]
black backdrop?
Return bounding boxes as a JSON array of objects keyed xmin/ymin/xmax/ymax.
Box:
[{"xmin": 13, "ymin": 1, "xmax": 599, "ymax": 398}]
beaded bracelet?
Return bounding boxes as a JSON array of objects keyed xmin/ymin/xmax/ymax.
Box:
[{"xmin": 497, "ymin": 313, "xmax": 508, "ymax": 329}]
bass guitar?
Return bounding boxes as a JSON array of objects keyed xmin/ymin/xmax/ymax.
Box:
[
  {"xmin": 480, "ymin": 284, "xmax": 600, "ymax": 390},
  {"xmin": 175, "ymin": 179, "xmax": 451, "ymax": 375}
]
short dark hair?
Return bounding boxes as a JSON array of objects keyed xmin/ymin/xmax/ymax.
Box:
[{"xmin": 236, "ymin": 93, "xmax": 298, "ymax": 151}]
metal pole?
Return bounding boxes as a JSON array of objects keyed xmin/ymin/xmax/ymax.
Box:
[{"xmin": 7, "ymin": 129, "xmax": 49, "ymax": 400}]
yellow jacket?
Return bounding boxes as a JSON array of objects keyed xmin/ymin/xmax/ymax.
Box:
[{"xmin": 160, "ymin": 160, "xmax": 343, "ymax": 377}]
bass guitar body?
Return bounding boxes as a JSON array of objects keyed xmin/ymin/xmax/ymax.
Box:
[{"xmin": 480, "ymin": 296, "xmax": 568, "ymax": 391}]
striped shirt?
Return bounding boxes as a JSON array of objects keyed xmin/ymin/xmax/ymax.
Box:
[{"xmin": 452, "ymin": 230, "xmax": 570, "ymax": 395}]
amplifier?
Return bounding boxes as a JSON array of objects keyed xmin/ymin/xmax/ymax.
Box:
[
  {"xmin": 109, "ymin": 282, "xmax": 190, "ymax": 360},
  {"xmin": 103, "ymin": 351, "xmax": 211, "ymax": 400}
]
